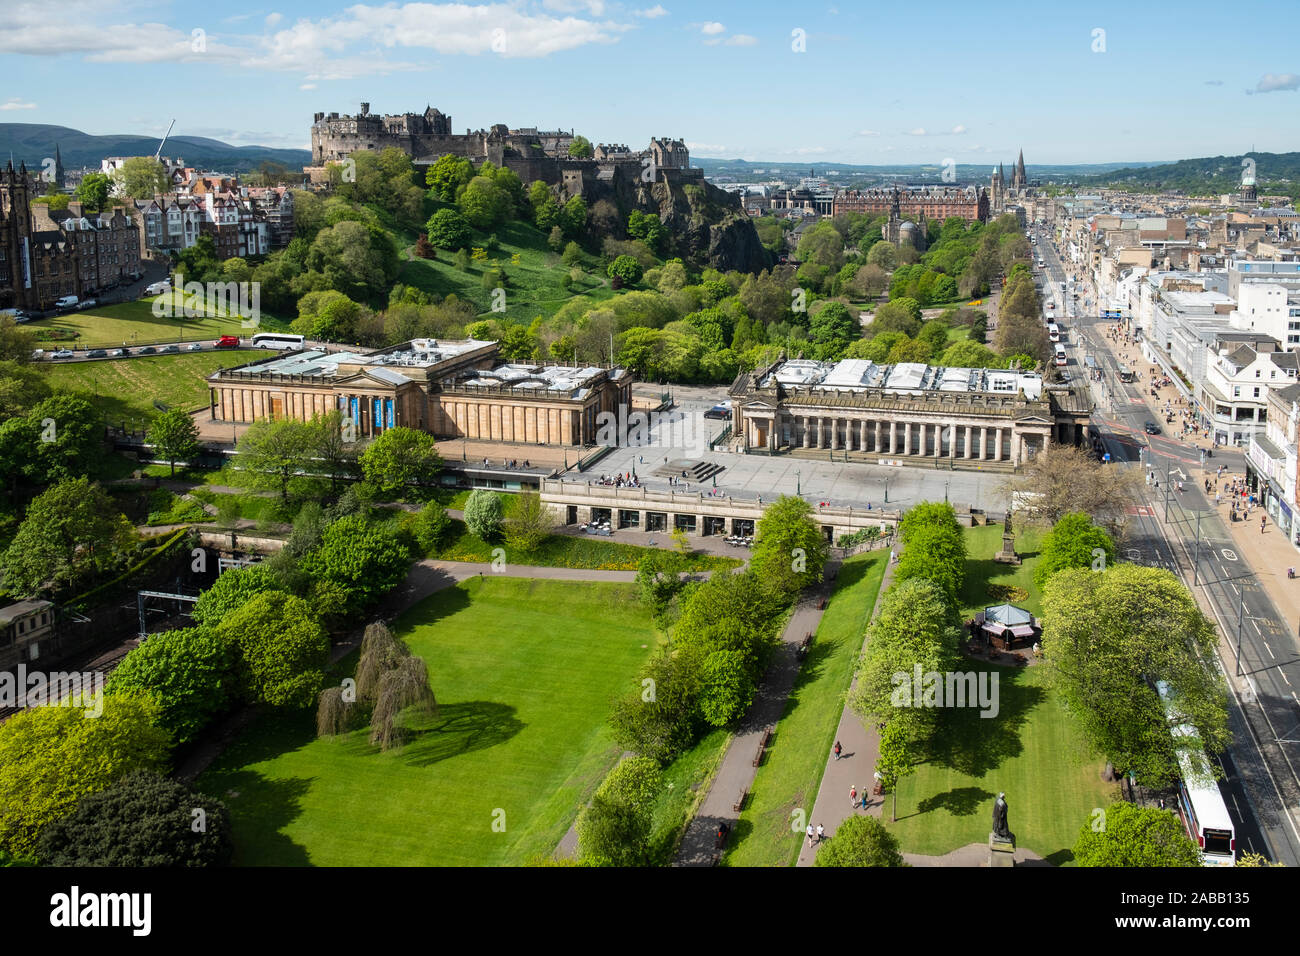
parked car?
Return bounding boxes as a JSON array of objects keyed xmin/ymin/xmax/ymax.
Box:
[
  {"xmin": 144, "ymin": 280, "xmax": 171, "ymax": 296},
  {"xmin": 52, "ymin": 349, "xmax": 75, "ymax": 359},
  {"xmin": 86, "ymin": 349, "xmax": 107, "ymax": 358},
  {"xmin": 108, "ymin": 348, "xmax": 125, "ymax": 357},
  {"xmin": 160, "ymin": 344, "xmax": 180, "ymax": 354},
  {"xmin": 76, "ymin": 299, "xmax": 98, "ymax": 310},
  {"xmin": 31, "ymin": 349, "xmax": 45, "ymax": 360},
  {"xmin": 187, "ymin": 342, "xmax": 204, "ymax": 351},
  {"xmin": 136, "ymin": 346, "xmax": 157, "ymax": 355},
  {"xmin": 54, "ymin": 295, "xmax": 79, "ymax": 309}
]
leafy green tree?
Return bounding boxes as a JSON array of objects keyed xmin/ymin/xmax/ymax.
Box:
[
  {"xmin": 425, "ymin": 208, "xmax": 471, "ymax": 250},
  {"xmin": 635, "ymin": 550, "xmax": 685, "ymax": 616},
  {"xmin": 107, "ymin": 628, "xmax": 234, "ymax": 744},
  {"xmin": 547, "ymin": 225, "xmax": 566, "ymax": 252},
  {"xmin": 1034, "ymin": 511, "xmax": 1116, "ymax": 591},
  {"xmin": 916, "ymin": 319, "xmax": 950, "ymax": 359},
  {"xmin": 608, "ymin": 255, "xmax": 643, "ymax": 285},
  {"xmin": 147, "ymin": 408, "xmax": 200, "ymax": 477},
  {"xmin": 562, "ymin": 196, "xmax": 587, "ymax": 237},
  {"xmin": 235, "ymin": 418, "xmax": 317, "ymax": 504},
  {"xmin": 424, "ymin": 154, "xmax": 474, "ymax": 202},
  {"xmin": 25, "ymin": 394, "xmax": 100, "ymax": 484},
  {"xmin": 749, "ymin": 495, "xmax": 828, "ymax": 599},
  {"xmin": 871, "ymin": 297, "xmax": 922, "ymax": 337},
  {"xmin": 458, "ymin": 175, "xmax": 511, "ymax": 229},
  {"xmin": 866, "ymin": 240, "xmax": 898, "ymax": 270},
  {"xmin": 1073, "ymin": 803, "xmax": 1201, "ymax": 867},
  {"xmin": 809, "ymin": 302, "xmax": 857, "ymax": 356},
  {"xmin": 815, "ymin": 815, "xmax": 907, "ymax": 867},
  {"xmin": 608, "ymin": 646, "xmax": 703, "ymax": 764},
  {"xmin": 410, "ymin": 500, "xmax": 451, "ymax": 554},
  {"xmin": 300, "ymin": 513, "xmax": 412, "ymax": 609},
  {"xmin": 73, "ymin": 172, "xmax": 112, "ymax": 211},
  {"xmin": 939, "ymin": 340, "xmax": 999, "ymax": 368},
  {"xmin": 1041, "ymin": 564, "xmax": 1229, "ymax": 786},
  {"xmin": 216, "ymin": 590, "xmax": 328, "ymax": 708},
  {"xmin": 0, "ymin": 693, "xmax": 168, "ymax": 856},
  {"xmin": 463, "ymin": 489, "xmax": 504, "ymax": 541},
  {"xmin": 576, "ymin": 755, "xmax": 662, "ymax": 866},
  {"xmin": 503, "ymin": 492, "xmax": 553, "ymax": 553},
  {"xmin": 192, "ymin": 563, "xmax": 283, "ymax": 628},
  {"xmin": 111, "ymin": 157, "xmax": 169, "ymax": 199},
  {"xmin": 0, "ymin": 360, "xmax": 51, "ymax": 423},
  {"xmin": 0, "ymin": 478, "xmax": 133, "ymax": 597},
  {"xmin": 36, "ymin": 772, "xmax": 233, "ymax": 867},
  {"xmin": 561, "ymin": 241, "xmax": 584, "ymax": 267},
  {"xmin": 358, "ymin": 427, "xmax": 442, "ymax": 498},
  {"xmin": 568, "ymin": 135, "xmax": 595, "ymax": 159}
]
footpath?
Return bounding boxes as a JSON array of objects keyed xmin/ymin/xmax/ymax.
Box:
[{"xmin": 674, "ymin": 560, "xmax": 842, "ymax": 866}]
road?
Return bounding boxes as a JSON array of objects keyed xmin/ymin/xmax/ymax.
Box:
[{"xmin": 1034, "ymin": 226, "xmax": 1300, "ymax": 865}]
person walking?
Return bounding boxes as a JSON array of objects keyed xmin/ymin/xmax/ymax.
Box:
[
  {"xmin": 833, "ymin": 740, "xmax": 842, "ymax": 761},
  {"xmin": 815, "ymin": 823, "xmax": 825, "ymax": 844},
  {"xmin": 849, "ymin": 785, "xmax": 858, "ymax": 809},
  {"xmin": 1262, "ymin": 516, "xmax": 1267, "ymax": 534},
  {"xmin": 806, "ymin": 823, "xmax": 815, "ymax": 848}
]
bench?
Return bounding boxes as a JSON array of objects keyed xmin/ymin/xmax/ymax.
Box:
[
  {"xmin": 733, "ymin": 788, "xmax": 747, "ymax": 812},
  {"xmin": 752, "ymin": 725, "xmax": 773, "ymax": 767}
]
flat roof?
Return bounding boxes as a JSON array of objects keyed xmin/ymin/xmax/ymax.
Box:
[{"xmin": 759, "ymin": 359, "xmax": 1042, "ymax": 401}]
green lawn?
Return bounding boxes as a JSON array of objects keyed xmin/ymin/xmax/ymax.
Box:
[
  {"xmin": 27, "ymin": 297, "xmax": 288, "ymax": 349},
  {"xmin": 434, "ymin": 519, "xmax": 742, "ymax": 572},
  {"xmin": 198, "ymin": 577, "xmax": 658, "ymax": 865},
  {"xmin": 881, "ymin": 522, "xmax": 1112, "ymax": 863},
  {"xmin": 46, "ymin": 352, "xmax": 254, "ymax": 429},
  {"xmin": 723, "ymin": 552, "xmax": 889, "ymax": 866},
  {"xmin": 648, "ymin": 727, "xmax": 731, "ymax": 864},
  {"xmin": 399, "ymin": 218, "xmax": 616, "ymax": 322}
]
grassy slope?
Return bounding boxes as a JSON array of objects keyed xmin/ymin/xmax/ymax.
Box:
[
  {"xmin": 28, "ymin": 297, "xmax": 288, "ymax": 348},
  {"xmin": 199, "ymin": 577, "xmax": 656, "ymax": 866},
  {"xmin": 723, "ymin": 551, "xmax": 889, "ymax": 866}
]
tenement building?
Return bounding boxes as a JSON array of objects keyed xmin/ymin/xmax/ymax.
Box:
[
  {"xmin": 729, "ymin": 358, "xmax": 1089, "ymax": 466},
  {"xmin": 207, "ymin": 338, "xmax": 633, "ymax": 445},
  {"xmin": 831, "ymin": 184, "xmax": 990, "ymax": 223}
]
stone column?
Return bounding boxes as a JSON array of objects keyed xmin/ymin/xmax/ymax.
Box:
[
  {"xmin": 994, "ymin": 427, "xmax": 1004, "ymax": 462},
  {"xmin": 830, "ymin": 418, "xmax": 840, "ymax": 451},
  {"xmin": 768, "ymin": 419, "xmax": 777, "ymax": 451},
  {"xmin": 903, "ymin": 422, "xmax": 912, "ymax": 455},
  {"xmin": 965, "ymin": 425, "xmax": 974, "ymax": 458},
  {"xmin": 813, "ymin": 416, "xmax": 822, "ymax": 449},
  {"xmin": 979, "ymin": 426, "xmax": 988, "ymax": 460},
  {"xmin": 934, "ymin": 423, "xmax": 944, "ymax": 458},
  {"xmin": 874, "ymin": 420, "xmax": 882, "ymax": 453},
  {"xmin": 860, "ymin": 420, "xmax": 870, "ymax": 452},
  {"xmin": 888, "ymin": 422, "xmax": 896, "ymax": 455}
]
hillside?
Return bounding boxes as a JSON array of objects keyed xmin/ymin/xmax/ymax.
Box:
[
  {"xmin": 1078, "ymin": 151, "xmax": 1300, "ymax": 197},
  {"xmin": 0, "ymin": 123, "xmax": 311, "ymax": 173}
]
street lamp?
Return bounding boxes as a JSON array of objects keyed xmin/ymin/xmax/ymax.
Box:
[{"xmin": 795, "ymin": 468, "xmax": 801, "ymax": 496}]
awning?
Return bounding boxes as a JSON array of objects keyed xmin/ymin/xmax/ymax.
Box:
[
  {"xmin": 980, "ymin": 623, "xmax": 1005, "ymax": 637},
  {"xmin": 1009, "ymin": 625, "xmax": 1036, "ymax": 638}
]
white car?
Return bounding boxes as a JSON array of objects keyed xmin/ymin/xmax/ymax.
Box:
[
  {"xmin": 187, "ymin": 342, "xmax": 204, "ymax": 351},
  {"xmin": 108, "ymin": 348, "xmax": 125, "ymax": 357},
  {"xmin": 52, "ymin": 349, "xmax": 75, "ymax": 359}
]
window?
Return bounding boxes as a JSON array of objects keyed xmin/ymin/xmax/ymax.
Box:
[{"xmin": 1255, "ymin": 388, "xmax": 1261, "ymax": 398}]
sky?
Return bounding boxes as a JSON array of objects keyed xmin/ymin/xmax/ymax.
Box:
[{"xmin": 1, "ymin": 0, "xmax": 1298, "ymax": 167}]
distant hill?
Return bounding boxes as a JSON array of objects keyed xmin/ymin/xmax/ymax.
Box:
[
  {"xmin": 1078, "ymin": 151, "xmax": 1300, "ymax": 197},
  {"xmin": 0, "ymin": 124, "xmax": 311, "ymax": 174},
  {"xmin": 693, "ymin": 157, "xmax": 1168, "ymax": 183}
]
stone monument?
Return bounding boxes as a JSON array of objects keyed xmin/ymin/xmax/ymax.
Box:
[
  {"xmin": 993, "ymin": 511, "xmax": 1020, "ymax": 565},
  {"xmin": 988, "ymin": 791, "xmax": 1016, "ymax": 866}
]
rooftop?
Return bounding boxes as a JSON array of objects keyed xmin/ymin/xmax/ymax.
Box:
[{"xmin": 759, "ymin": 359, "xmax": 1043, "ymax": 401}]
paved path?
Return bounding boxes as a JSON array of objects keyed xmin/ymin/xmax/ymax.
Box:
[
  {"xmin": 675, "ymin": 561, "xmax": 841, "ymax": 866},
  {"xmin": 903, "ymin": 844, "xmax": 1048, "ymax": 867},
  {"xmin": 797, "ymin": 546, "xmax": 900, "ymax": 865}
]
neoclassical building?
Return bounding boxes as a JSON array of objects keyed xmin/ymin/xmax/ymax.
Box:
[{"xmin": 729, "ymin": 359, "xmax": 1090, "ymax": 466}]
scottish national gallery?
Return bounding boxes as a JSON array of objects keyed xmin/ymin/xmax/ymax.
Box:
[{"xmin": 728, "ymin": 359, "xmax": 1091, "ymax": 466}]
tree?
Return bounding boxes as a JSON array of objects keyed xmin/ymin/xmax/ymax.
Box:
[
  {"xmin": 463, "ymin": 489, "xmax": 504, "ymax": 541},
  {"xmin": 458, "ymin": 175, "xmax": 511, "ymax": 229},
  {"xmin": 636, "ymin": 550, "xmax": 685, "ymax": 616},
  {"xmin": 608, "ymin": 646, "xmax": 703, "ymax": 764},
  {"xmin": 300, "ymin": 514, "xmax": 412, "ymax": 610},
  {"xmin": 147, "ymin": 408, "xmax": 200, "ymax": 477},
  {"xmin": 358, "ymin": 427, "xmax": 442, "ymax": 498},
  {"xmin": 425, "ymin": 208, "xmax": 471, "ymax": 250},
  {"xmin": 1041, "ymin": 564, "xmax": 1229, "ymax": 786},
  {"xmin": 107, "ymin": 627, "xmax": 234, "ymax": 745},
  {"xmin": 1034, "ymin": 511, "xmax": 1116, "ymax": 591},
  {"xmin": 73, "ymin": 172, "xmax": 112, "ymax": 211},
  {"xmin": 814, "ymin": 815, "xmax": 907, "ymax": 867},
  {"xmin": 216, "ymin": 590, "xmax": 329, "ymax": 708},
  {"xmin": 424, "ymin": 154, "xmax": 474, "ymax": 202},
  {"xmin": 24, "ymin": 394, "xmax": 100, "ymax": 484},
  {"xmin": 568, "ymin": 135, "xmax": 595, "ymax": 159},
  {"xmin": 235, "ymin": 418, "xmax": 317, "ymax": 504},
  {"xmin": 547, "ymin": 225, "xmax": 566, "ymax": 252},
  {"xmin": 561, "ymin": 241, "xmax": 584, "ymax": 267},
  {"xmin": 192, "ymin": 563, "xmax": 282, "ymax": 628},
  {"xmin": 870, "ymin": 297, "xmax": 922, "ymax": 337},
  {"xmin": 35, "ymin": 772, "xmax": 233, "ymax": 867},
  {"xmin": 0, "ymin": 478, "xmax": 134, "ymax": 597},
  {"xmin": 111, "ymin": 157, "xmax": 170, "ymax": 200},
  {"xmin": 809, "ymin": 301, "xmax": 857, "ymax": 356},
  {"xmin": 1003, "ymin": 445, "xmax": 1142, "ymax": 536},
  {"xmin": 749, "ymin": 495, "xmax": 829, "ymax": 599},
  {"xmin": 938, "ymin": 340, "xmax": 999, "ymax": 368},
  {"xmin": 1073, "ymin": 803, "xmax": 1201, "ymax": 867},
  {"xmin": 562, "ymin": 196, "xmax": 587, "ymax": 237},
  {"xmin": 576, "ymin": 755, "xmax": 662, "ymax": 866},
  {"xmin": 608, "ymin": 255, "xmax": 643, "ymax": 285},
  {"xmin": 411, "ymin": 500, "xmax": 451, "ymax": 554},
  {"xmin": 0, "ymin": 360, "xmax": 51, "ymax": 422},
  {"xmin": 866, "ymin": 240, "xmax": 898, "ymax": 270},
  {"xmin": 503, "ymin": 492, "xmax": 554, "ymax": 553},
  {"xmin": 0, "ymin": 693, "xmax": 168, "ymax": 856}
]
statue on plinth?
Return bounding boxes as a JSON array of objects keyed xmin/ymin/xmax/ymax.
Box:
[{"xmin": 991, "ymin": 792, "xmax": 1012, "ymax": 842}]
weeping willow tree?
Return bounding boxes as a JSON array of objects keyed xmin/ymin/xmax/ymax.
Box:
[{"xmin": 316, "ymin": 621, "xmax": 438, "ymax": 751}]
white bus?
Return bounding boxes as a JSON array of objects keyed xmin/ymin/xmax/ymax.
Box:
[
  {"xmin": 1047, "ymin": 322, "xmax": 1061, "ymax": 342},
  {"xmin": 1157, "ymin": 681, "xmax": 1235, "ymax": 866},
  {"xmin": 251, "ymin": 332, "xmax": 305, "ymax": 351}
]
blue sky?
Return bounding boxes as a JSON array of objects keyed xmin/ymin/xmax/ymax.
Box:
[{"xmin": 1, "ymin": 0, "xmax": 1297, "ymax": 166}]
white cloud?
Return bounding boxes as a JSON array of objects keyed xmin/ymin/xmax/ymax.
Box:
[
  {"xmin": 0, "ymin": 98, "xmax": 37, "ymax": 110},
  {"xmin": 265, "ymin": 12, "xmax": 282, "ymax": 27},
  {"xmin": 701, "ymin": 21, "xmax": 725, "ymax": 34},
  {"xmin": 906, "ymin": 127, "xmax": 927, "ymax": 136},
  {"xmin": 635, "ymin": 4, "xmax": 668, "ymax": 17},
  {"xmin": 781, "ymin": 146, "xmax": 828, "ymax": 155},
  {"xmin": 687, "ymin": 142, "xmax": 727, "ymax": 153},
  {"xmin": 725, "ymin": 34, "xmax": 757, "ymax": 46},
  {"xmin": 857, "ymin": 129, "xmax": 880, "ymax": 136},
  {"xmin": 951, "ymin": 124, "xmax": 967, "ymax": 134},
  {"xmin": 299, "ymin": 82, "xmax": 317, "ymax": 90},
  {"xmin": 543, "ymin": 0, "xmax": 607, "ymax": 14},
  {"xmin": 1254, "ymin": 72, "xmax": 1299, "ymax": 93}
]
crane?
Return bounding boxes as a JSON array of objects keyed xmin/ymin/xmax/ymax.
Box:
[{"xmin": 154, "ymin": 119, "xmax": 176, "ymax": 162}]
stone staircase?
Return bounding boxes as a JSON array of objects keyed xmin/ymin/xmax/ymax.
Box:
[{"xmin": 652, "ymin": 458, "xmax": 726, "ymax": 482}]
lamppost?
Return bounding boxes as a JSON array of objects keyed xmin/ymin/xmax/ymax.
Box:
[
  {"xmin": 883, "ymin": 477, "xmax": 890, "ymax": 504},
  {"xmin": 795, "ymin": 468, "xmax": 801, "ymax": 496}
]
